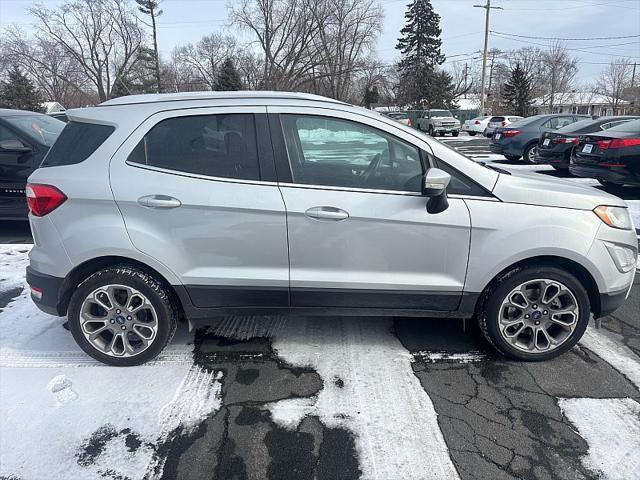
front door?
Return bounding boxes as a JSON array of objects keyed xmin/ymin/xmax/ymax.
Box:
[
  {"xmin": 270, "ymin": 108, "xmax": 472, "ymax": 310},
  {"xmin": 109, "ymin": 107, "xmax": 289, "ymax": 308}
]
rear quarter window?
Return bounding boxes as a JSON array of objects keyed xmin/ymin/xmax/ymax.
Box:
[{"xmin": 41, "ymin": 121, "xmax": 115, "ymax": 167}]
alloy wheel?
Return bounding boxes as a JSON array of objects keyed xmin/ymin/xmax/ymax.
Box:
[
  {"xmin": 497, "ymin": 278, "xmax": 579, "ymax": 354},
  {"xmin": 79, "ymin": 284, "xmax": 158, "ymax": 357}
]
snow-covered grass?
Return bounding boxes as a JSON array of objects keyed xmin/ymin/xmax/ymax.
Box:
[
  {"xmin": 0, "ymin": 247, "xmax": 222, "ymax": 480},
  {"xmin": 559, "ymin": 398, "xmax": 640, "ymax": 480},
  {"xmin": 267, "ymin": 317, "xmax": 460, "ymax": 480}
]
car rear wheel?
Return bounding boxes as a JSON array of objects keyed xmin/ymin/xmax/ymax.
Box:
[
  {"xmin": 523, "ymin": 144, "xmax": 537, "ymax": 164},
  {"xmin": 452, "ymin": 131, "xmax": 459, "ymax": 137},
  {"xmin": 68, "ymin": 266, "xmax": 178, "ymax": 366},
  {"xmin": 468, "ymin": 132, "xmax": 476, "ymax": 136},
  {"xmin": 478, "ymin": 266, "xmax": 590, "ymax": 361},
  {"xmin": 428, "ymin": 126, "xmax": 435, "ymax": 136}
]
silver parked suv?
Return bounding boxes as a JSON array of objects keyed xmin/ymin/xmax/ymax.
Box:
[{"xmin": 26, "ymin": 92, "xmax": 637, "ymax": 366}]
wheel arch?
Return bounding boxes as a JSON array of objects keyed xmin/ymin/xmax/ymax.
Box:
[
  {"xmin": 58, "ymin": 255, "xmax": 186, "ymax": 320},
  {"xmin": 473, "ymin": 255, "xmax": 602, "ymax": 317}
]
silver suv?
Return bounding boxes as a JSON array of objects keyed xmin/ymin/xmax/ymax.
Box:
[{"xmin": 26, "ymin": 92, "xmax": 637, "ymax": 366}]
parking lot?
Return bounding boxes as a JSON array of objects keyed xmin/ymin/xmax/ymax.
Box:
[{"xmin": 1, "ymin": 134, "xmax": 639, "ymax": 480}]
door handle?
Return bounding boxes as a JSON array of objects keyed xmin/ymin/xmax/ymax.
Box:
[
  {"xmin": 137, "ymin": 194, "xmax": 182, "ymax": 209},
  {"xmin": 305, "ymin": 206, "xmax": 349, "ymax": 221}
]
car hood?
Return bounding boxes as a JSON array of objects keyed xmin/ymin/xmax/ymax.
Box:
[{"xmin": 492, "ymin": 168, "xmax": 627, "ymax": 210}]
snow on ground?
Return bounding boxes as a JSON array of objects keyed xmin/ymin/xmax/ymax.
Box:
[
  {"xmin": 0, "ymin": 247, "xmax": 222, "ymax": 480},
  {"xmin": 267, "ymin": 317, "xmax": 460, "ymax": 480},
  {"xmin": 559, "ymin": 398, "xmax": 640, "ymax": 480},
  {"xmin": 298, "ymin": 128, "xmax": 384, "ymax": 146},
  {"xmin": 411, "ymin": 350, "xmax": 486, "ymax": 363}
]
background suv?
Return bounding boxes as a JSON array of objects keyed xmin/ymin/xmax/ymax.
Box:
[
  {"xmin": 416, "ymin": 109, "xmax": 460, "ymax": 136},
  {"xmin": 26, "ymin": 92, "xmax": 636, "ymax": 366},
  {"xmin": 490, "ymin": 114, "xmax": 588, "ymax": 163},
  {"xmin": 0, "ymin": 109, "xmax": 64, "ymax": 219}
]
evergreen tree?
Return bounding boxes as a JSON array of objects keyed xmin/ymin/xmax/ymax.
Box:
[
  {"xmin": 427, "ymin": 70, "xmax": 458, "ymax": 110},
  {"xmin": 396, "ymin": 0, "xmax": 447, "ymax": 107},
  {"xmin": 215, "ymin": 58, "xmax": 243, "ymax": 91},
  {"xmin": 363, "ymin": 85, "xmax": 379, "ymax": 108},
  {"xmin": 136, "ymin": 0, "xmax": 163, "ymax": 93},
  {"xmin": 503, "ymin": 63, "xmax": 533, "ymax": 116},
  {"xmin": 0, "ymin": 65, "xmax": 44, "ymax": 112}
]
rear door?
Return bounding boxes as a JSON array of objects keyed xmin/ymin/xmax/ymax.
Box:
[
  {"xmin": 109, "ymin": 107, "xmax": 290, "ymax": 308},
  {"xmin": 268, "ymin": 107, "xmax": 472, "ymax": 310}
]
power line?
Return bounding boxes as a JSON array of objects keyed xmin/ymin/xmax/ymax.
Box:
[{"xmin": 490, "ymin": 31, "xmax": 640, "ymax": 41}]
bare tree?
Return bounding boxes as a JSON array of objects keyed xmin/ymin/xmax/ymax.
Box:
[
  {"xmin": 539, "ymin": 41, "xmax": 578, "ymax": 112},
  {"xmin": 171, "ymin": 33, "xmax": 239, "ymax": 90},
  {"xmin": 30, "ymin": 0, "xmax": 145, "ymax": 102},
  {"xmin": 231, "ymin": 0, "xmax": 325, "ymax": 90},
  {"xmin": 596, "ymin": 58, "xmax": 633, "ymax": 115}
]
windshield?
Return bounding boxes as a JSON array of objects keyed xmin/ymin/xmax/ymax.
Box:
[
  {"xmin": 605, "ymin": 118, "xmax": 640, "ymax": 133},
  {"xmin": 430, "ymin": 110, "xmax": 452, "ymax": 117},
  {"xmin": 4, "ymin": 114, "xmax": 65, "ymax": 146}
]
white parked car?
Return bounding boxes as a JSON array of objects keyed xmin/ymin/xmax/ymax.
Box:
[
  {"xmin": 484, "ymin": 116, "xmax": 524, "ymax": 137},
  {"xmin": 462, "ymin": 116, "xmax": 490, "ymax": 136}
]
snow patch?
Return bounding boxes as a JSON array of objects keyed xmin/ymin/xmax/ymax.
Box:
[
  {"xmin": 559, "ymin": 398, "xmax": 640, "ymax": 480},
  {"xmin": 266, "ymin": 317, "xmax": 460, "ymax": 480},
  {"xmin": 0, "ymin": 244, "xmax": 31, "ymax": 295},
  {"xmin": 580, "ymin": 326, "xmax": 640, "ymax": 391},
  {"xmin": 47, "ymin": 374, "xmax": 78, "ymax": 404}
]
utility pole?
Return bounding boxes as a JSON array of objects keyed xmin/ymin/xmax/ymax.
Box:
[{"xmin": 474, "ymin": 0, "xmax": 502, "ymax": 115}]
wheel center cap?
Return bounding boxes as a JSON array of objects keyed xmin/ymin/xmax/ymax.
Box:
[
  {"xmin": 531, "ymin": 310, "xmax": 542, "ymax": 320},
  {"xmin": 115, "ymin": 315, "xmax": 126, "ymax": 325}
]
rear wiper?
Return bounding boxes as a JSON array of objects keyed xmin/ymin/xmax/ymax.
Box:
[{"xmin": 479, "ymin": 161, "xmax": 511, "ymax": 175}]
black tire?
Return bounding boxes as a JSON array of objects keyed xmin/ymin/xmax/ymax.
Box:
[
  {"xmin": 452, "ymin": 131, "xmax": 459, "ymax": 137},
  {"xmin": 468, "ymin": 132, "xmax": 476, "ymax": 136},
  {"xmin": 505, "ymin": 155, "xmax": 521, "ymax": 161},
  {"xmin": 428, "ymin": 125, "xmax": 435, "ymax": 136},
  {"xmin": 597, "ymin": 178, "xmax": 617, "ymax": 187},
  {"xmin": 68, "ymin": 265, "xmax": 178, "ymax": 366},
  {"xmin": 477, "ymin": 265, "xmax": 590, "ymax": 362},
  {"xmin": 523, "ymin": 143, "xmax": 537, "ymax": 164}
]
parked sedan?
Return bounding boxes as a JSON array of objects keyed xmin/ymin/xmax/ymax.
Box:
[
  {"xmin": 536, "ymin": 116, "xmax": 639, "ymax": 170},
  {"xmin": 569, "ymin": 118, "xmax": 640, "ymax": 187},
  {"xmin": 462, "ymin": 116, "xmax": 490, "ymax": 136},
  {"xmin": 484, "ymin": 115, "xmax": 523, "ymax": 137},
  {"xmin": 490, "ymin": 114, "xmax": 587, "ymax": 163},
  {"xmin": 0, "ymin": 109, "xmax": 65, "ymax": 220},
  {"xmin": 384, "ymin": 111, "xmax": 412, "ymax": 127}
]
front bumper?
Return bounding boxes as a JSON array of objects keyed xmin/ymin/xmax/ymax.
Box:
[
  {"xmin": 598, "ymin": 287, "xmax": 633, "ymax": 318},
  {"xmin": 569, "ymin": 164, "xmax": 640, "ymax": 186},
  {"xmin": 434, "ymin": 126, "xmax": 459, "ymax": 134},
  {"xmin": 26, "ymin": 266, "xmax": 65, "ymax": 316}
]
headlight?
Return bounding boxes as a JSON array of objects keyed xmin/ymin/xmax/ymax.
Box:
[{"xmin": 593, "ymin": 205, "xmax": 633, "ymax": 230}]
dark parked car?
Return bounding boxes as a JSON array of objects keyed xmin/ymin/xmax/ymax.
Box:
[
  {"xmin": 0, "ymin": 109, "xmax": 65, "ymax": 219},
  {"xmin": 535, "ymin": 116, "xmax": 639, "ymax": 170},
  {"xmin": 490, "ymin": 114, "xmax": 588, "ymax": 163},
  {"xmin": 569, "ymin": 118, "xmax": 640, "ymax": 187}
]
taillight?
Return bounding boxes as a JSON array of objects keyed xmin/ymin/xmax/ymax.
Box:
[
  {"xmin": 553, "ymin": 137, "xmax": 579, "ymax": 144},
  {"xmin": 501, "ymin": 121, "xmax": 507, "ymax": 126},
  {"xmin": 408, "ymin": 118, "xmax": 412, "ymax": 127},
  {"xmin": 502, "ymin": 130, "xmax": 521, "ymax": 137},
  {"xmin": 25, "ymin": 183, "xmax": 67, "ymax": 217},
  {"xmin": 474, "ymin": 120, "xmax": 481, "ymax": 125},
  {"xmin": 598, "ymin": 138, "xmax": 640, "ymax": 150}
]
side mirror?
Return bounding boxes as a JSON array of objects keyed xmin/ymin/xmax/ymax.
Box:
[
  {"xmin": 423, "ymin": 168, "xmax": 451, "ymax": 214},
  {"xmin": 0, "ymin": 139, "xmax": 31, "ymax": 152},
  {"xmin": 422, "ymin": 168, "xmax": 451, "ymax": 197}
]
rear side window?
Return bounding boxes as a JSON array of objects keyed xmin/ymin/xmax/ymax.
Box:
[
  {"xmin": 128, "ymin": 114, "xmax": 260, "ymax": 181},
  {"xmin": 41, "ymin": 121, "xmax": 114, "ymax": 167}
]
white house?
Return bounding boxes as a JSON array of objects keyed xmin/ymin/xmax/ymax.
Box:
[
  {"xmin": 532, "ymin": 92, "xmax": 631, "ymax": 116},
  {"xmin": 41, "ymin": 101, "xmax": 66, "ymax": 113}
]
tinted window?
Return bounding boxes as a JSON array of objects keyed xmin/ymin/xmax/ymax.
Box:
[
  {"xmin": 605, "ymin": 118, "xmax": 640, "ymax": 133},
  {"xmin": 0, "ymin": 125, "xmax": 20, "ymax": 142},
  {"xmin": 281, "ymin": 115, "xmax": 423, "ymax": 192},
  {"xmin": 4, "ymin": 114, "xmax": 64, "ymax": 146},
  {"xmin": 42, "ymin": 121, "xmax": 115, "ymax": 167},
  {"xmin": 489, "ymin": 117, "xmax": 505, "ymax": 122},
  {"xmin": 128, "ymin": 114, "xmax": 260, "ymax": 181},
  {"xmin": 433, "ymin": 159, "xmax": 489, "ymax": 197},
  {"xmin": 509, "ymin": 116, "xmax": 543, "ymax": 128}
]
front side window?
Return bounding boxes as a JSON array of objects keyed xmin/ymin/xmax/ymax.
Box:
[
  {"xmin": 128, "ymin": 113, "xmax": 260, "ymax": 181},
  {"xmin": 281, "ymin": 115, "xmax": 423, "ymax": 192}
]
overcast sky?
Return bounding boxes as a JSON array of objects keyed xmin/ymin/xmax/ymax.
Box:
[{"xmin": 1, "ymin": 0, "xmax": 639, "ymax": 83}]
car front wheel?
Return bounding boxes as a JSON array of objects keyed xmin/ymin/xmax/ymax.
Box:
[
  {"xmin": 478, "ymin": 266, "xmax": 590, "ymax": 361},
  {"xmin": 68, "ymin": 266, "xmax": 178, "ymax": 366}
]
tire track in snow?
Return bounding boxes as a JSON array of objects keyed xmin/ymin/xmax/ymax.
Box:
[{"xmin": 266, "ymin": 317, "xmax": 460, "ymax": 480}]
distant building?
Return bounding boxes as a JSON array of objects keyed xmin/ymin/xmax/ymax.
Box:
[
  {"xmin": 41, "ymin": 101, "xmax": 66, "ymax": 113},
  {"xmin": 532, "ymin": 92, "xmax": 631, "ymax": 116}
]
